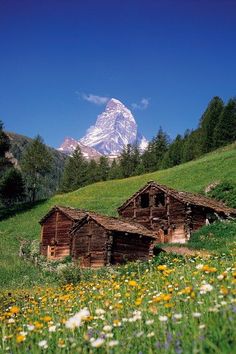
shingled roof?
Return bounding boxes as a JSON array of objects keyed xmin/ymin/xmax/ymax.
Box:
[
  {"xmin": 71, "ymin": 212, "xmax": 156, "ymax": 239},
  {"xmin": 39, "ymin": 206, "xmax": 87, "ymax": 224},
  {"xmin": 117, "ymin": 181, "xmax": 236, "ymax": 216}
]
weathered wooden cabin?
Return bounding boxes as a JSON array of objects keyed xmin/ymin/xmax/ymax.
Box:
[
  {"xmin": 118, "ymin": 181, "xmax": 236, "ymax": 243},
  {"xmin": 71, "ymin": 212, "xmax": 156, "ymax": 268},
  {"xmin": 39, "ymin": 206, "xmax": 86, "ymax": 260}
]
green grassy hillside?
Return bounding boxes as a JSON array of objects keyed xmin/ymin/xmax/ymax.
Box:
[{"xmin": 0, "ymin": 143, "xmax": 236, "ymax": 288}]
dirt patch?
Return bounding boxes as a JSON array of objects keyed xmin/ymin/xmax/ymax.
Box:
[{"xmin": 162, "ymin": 246, "xmax": 210, "ymax": 257}]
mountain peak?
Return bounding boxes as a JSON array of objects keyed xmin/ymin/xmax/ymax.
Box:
[
  {"xmin": 106, "ymin": 98, "xmax": 124, "ymax": 110},
  {"xmin": 80, "ymin": 99, "xmax": 148, "ymax": 156}
]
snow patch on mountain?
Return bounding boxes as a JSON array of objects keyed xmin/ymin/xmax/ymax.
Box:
[
  {"xmin": 58, "ymin": 137, "xmax": 102, "ymax": 160},
  {"xmin": 80, "ymin": 98, "xmax": 148, "ymax": 156}
]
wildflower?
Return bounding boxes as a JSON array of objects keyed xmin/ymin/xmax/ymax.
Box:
[
  {"xmin": 159, "ymin": 315, "xmax": 168, "ymax": 322},
  {"xmin": 10, "ymin": 306, "xmax": 20, "ymax": 314},
  {"xmin": 199, "ymin": 324, "xmax": 206, "ymax": 329},
  {"xmin": 196, "ymin": 264, "xmax": 204, "ymax": 270},
  {"xmin": 38, "ymin": 340, "xmax": 48, "ymax": 349},
  {"xmin": 8, "ymin": 318, "xmax": 15, "ymax": 324},
  {"xmin": 128, "ymin": 280, "xmax": 138, "ymax": 287},
  {"xmin": 108, "ymin": 340, "xmax": 119, "ymax": 347},
  {"xmin": 95, "ymin": 308, "xmax": 105, "ymax": 315},
  {"xmin": 26, "ymin": 325, "xmax": 35, "ymax": 331},
  {"xmin": 200, "ymin": 283, "xmax": 213, "ymax": 294},
  {"xmin": 16, "ymin": 334, "xmax": 26, "ymax": 343},
  {"xmin": 157, "ymin": 265, "xmax": 167, "ymax": 271},
  {"xmin": 103, "ymin": 325, "xmax": 112, "ymax": 332},
  {"xmin": 58, "ymin": 339, "xmax": 66, "ymax": 348},
  {"xmin": 145, "ymin": 319, "xmax": 154, "ymax": 325},
  {"xmin": 49, "ymin": 325, "xmax": 57, "ymax": 332},
  {"xmin": 192, "ymin": 312, "xmax": 201, "ymax": 318},
  {"xmin": 65, "ymin": 308, "xmax": 90, "ymax": 329},
  {"xmin": 147, "ymin": 332, "xmax": 155, "ymax": 337},
  {"xmin": 43, "ymin": 315, "xmax": 52, "ymax": 322},
  {"xmin": 91, "ymin": 338, "xmax": 105, "ymax": 347},
  {"xmin": 173, "ymin": 313, "xmax": 182, "ymax": 320}
]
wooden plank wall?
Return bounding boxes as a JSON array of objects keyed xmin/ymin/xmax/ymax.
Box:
[
  {"xmin": 73, "ymin": 221, "xmax": 108, "ymax": 268},
  {"xmin": 40, "ymin": 211, "xmax": 73, "ymax": 259},
  {"xmin": 112, "ymin": 232, "xmax": 152, "ymax": 265}
]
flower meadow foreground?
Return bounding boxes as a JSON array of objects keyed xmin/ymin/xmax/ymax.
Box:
[{"xmin": 1, "ymin": 253, "xmax": 236, "ymax": 353}]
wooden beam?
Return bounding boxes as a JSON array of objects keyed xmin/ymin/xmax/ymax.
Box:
[{"xmin": 106, "ymin": 231, "xmax": 113, "ymax": 266}]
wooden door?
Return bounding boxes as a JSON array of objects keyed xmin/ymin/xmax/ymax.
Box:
[{"xmin": 47, "ymin": 245, "xmax": 56, "ymax": 259}]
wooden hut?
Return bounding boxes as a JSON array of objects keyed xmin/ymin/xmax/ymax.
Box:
[
  {"xmin": 118, "ymin": 181, "xmax": 236, "ymax": 243},
  {"xmin": 71, "ymin": 212, "xmax": 156, "ymax": 268},
  {"xmin": 39, "ymin": 206, "xmax": 86, "ymax": 260}
]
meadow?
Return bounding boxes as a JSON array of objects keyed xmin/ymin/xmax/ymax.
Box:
[
  {"xmin": 0, "ymin": 143, "xmax": 236, "ymax": 353},
  {"xmin": 1, "ymin": 252, "xmax": 236, "ymax": 353}
]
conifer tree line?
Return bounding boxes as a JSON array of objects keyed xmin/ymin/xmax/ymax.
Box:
[{"xmin": 60, "ymin": 96, "xmax": 236, "ymax": 192}]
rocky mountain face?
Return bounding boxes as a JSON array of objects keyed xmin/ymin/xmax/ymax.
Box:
[
  {"xmin": 58, "ymin": 98, "xmax": 148, "ymax": 158},
  {"xmin": 58, "ymin": 137, "xmax": 102, "ymax": 160},
  {"xmin": 80, "ymin": 98, "xmax": 148, "ymax": 156}
]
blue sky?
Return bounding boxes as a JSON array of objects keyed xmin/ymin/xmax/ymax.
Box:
[{"xmin": 1, "ymin": 0, "xmax": 236, "ymax": 148}]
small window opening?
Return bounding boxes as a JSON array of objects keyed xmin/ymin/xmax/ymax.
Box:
[
  {"xmin": 155, "ymin": 193, "xmax": 165, "ymax": 207},
  {"xmin": 140, "ymin": 193, "xmax": 149, "ymax": 208}
]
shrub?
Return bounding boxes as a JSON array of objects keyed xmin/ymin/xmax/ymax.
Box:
[
  {"xmin": 206, "ymin": 180, "xmax": 236, "ymax": 208},
  {"xmin": 55, "ymin": 263, "xmax": 81, "ymax": 284}
]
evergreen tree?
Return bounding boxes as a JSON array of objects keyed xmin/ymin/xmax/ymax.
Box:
[
  {"xmin": 87, "ymin": 159, "xmax": 100, "ymax": 184},
  {"xmin": 148, "ymin": 127, "xmax": 170, "ymax": 171},
  {"xmin": 130, "ymin": 143, "xmax": 141, "ymax": 176},
  {"xmin": 162, "ymin": 134, "xmax": 183, "ymax": 168},
  {"xmin": 213, "ymin": 98, "xmax": 236, "ymax": 148},
  {"xmin": 119, "ymin": 144, "xmax": 134, "ymax": 177},
  {"xmin": 141, "ymin": 142, "xmax": 156, "ymax": 172},
  {"xmin": 21, "ymin": 135, "xmax": 53, "ymax": 202},
  {"xmin": 0, "ymin": 168, "xmax": 25, "ymax": 206},
  {"xmin": 109, "ymin": 159, "xmax": 122, "ymax": 179},
  {"xmin": 60, "ymin": 146, "xmax": 88, "ymax": 192},
  {"xmin": 0, "ymin": 121, "xmax": 12, "ymax": 176},
  {"xmin": 199, "ymin": 96, "xmax": 224, "ymax": 153},
  {"xmin": 182, "ymin": 129, "xmax": 202, "ymax": 162},
  {"xmin": 97, "ymin": 156, "xmax": 110, "ymax": 181}
]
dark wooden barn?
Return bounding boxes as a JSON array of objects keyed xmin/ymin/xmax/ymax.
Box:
[
  {"xmin": 118, "ymin": 181, "xmax": 236, "ymax": 243},
  {"xmin": 70, "ymin": 212, "xmax": 155, "ymax": 268},
  {"xmin": 39, "ymin": 206, "xmax": 86, "ymax": 260}
]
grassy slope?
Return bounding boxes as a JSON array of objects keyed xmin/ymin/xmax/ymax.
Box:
[{"xmin": 0, "ymin": 143, "xmax": 236, "ymax": 288}]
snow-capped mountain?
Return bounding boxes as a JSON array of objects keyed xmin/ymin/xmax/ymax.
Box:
[
  {"xmin": 80, "ymin": 98, "xmax": 148, "ymax": 156},
  {"xmin": 58, "ymin": 137, "xmax": 102, "ymax": 160}
]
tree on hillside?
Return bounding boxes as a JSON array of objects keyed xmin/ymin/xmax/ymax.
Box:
[
  {"xmin": 0, "ymin": 121, "xmax": 12, "ymax": 176},
  {"xmin": 0, "ymin": 168, "xmax": 25, "ymax": 206},
  {"xmin": 87, "ymin": 159, "xmax": 100, "ymax": 184},
  {"xmin": 213, "ymin": 98, "xmax": 236, "ymax": 148},
  {"xmin": 60, "ymin": 146, "xmax": 88, "ymax": 192},
  {"xmin": 182, "ymin": 129, "xmax": 202, "ymax": 162},
  {"xmin": 162, "ymin": 134, "xmax": 183, "ymax": 168},
  {"xmin": 109, "ymin": 159, "xmax": 122, "ymax": 179},
  {"xmin": 199, "ymin": 96, "xmax": 224, "ymax": 153},
  {"xmin": 119, "ymin": 144, "xmax": 134, "ymax": 177},
  {"xmin": 97, "ymin": 156, "xmax": 110, "ymax": 181},
  {"xmin": 143, "ymin": 127, "xmax": 169, "ymax": 172},
  {"xmin": 21, "ymin": 135, "xmax": 53, "ymax": 202}
]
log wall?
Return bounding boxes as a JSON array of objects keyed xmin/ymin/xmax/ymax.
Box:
[
  {"xmin": 111, "ymin": 232, "xmax": 152, "ymax": 265},
  {"xmin": 72, "ymin": 220, "xmax": 108, "ymax": 268},
  {"xmin": 40, "ymin": 211, "xmax": 73, "ymax": 259}
]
